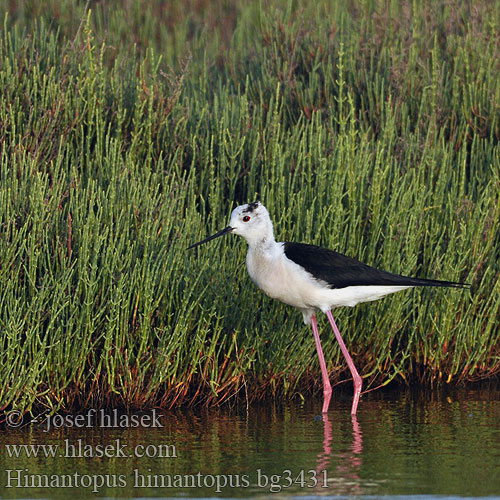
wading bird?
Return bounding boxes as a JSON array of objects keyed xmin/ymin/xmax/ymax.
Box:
[{"xmin": 188, "ymin": 202, "xmax": 468, "ymax": 415}]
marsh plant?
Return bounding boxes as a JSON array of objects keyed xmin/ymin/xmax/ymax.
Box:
[{"xmin": 0, "ymin": 1, "xmax": 498, "ymax": 416}]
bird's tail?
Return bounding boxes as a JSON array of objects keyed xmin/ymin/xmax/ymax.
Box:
[{"xmin": 404, "ymin": 276, "xmax": 470, "ymax": 288}]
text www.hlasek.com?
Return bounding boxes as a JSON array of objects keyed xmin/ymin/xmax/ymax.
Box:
[
  {"xmin": 4, "ymin": 469, "xmax": 329, "ymax": 493},
  {"xmin": 5, "ymin": 439, "xmax": 177, "ymax": 459}
]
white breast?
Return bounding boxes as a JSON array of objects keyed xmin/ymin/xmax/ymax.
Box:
[{"xmin": 246, "ymin": 243, "xmax": 334, "ymax": 310}]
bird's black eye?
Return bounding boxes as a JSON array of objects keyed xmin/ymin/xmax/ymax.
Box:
[{"xmin": 242, "ymin": 216, "xmax": 251, "ymax": 222}]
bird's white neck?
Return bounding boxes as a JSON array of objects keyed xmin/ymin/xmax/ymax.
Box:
[
  {"xmin": 247, "ymin": 235, "xmax": 277, "ymax": 253},
  {"xmin": 242, "ymin": 224, "xmax": 276, "ymax": 251}
]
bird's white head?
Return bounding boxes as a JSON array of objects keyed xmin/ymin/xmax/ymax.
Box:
[
  {"xmin": 187, "ymin": 201, "xmax": 275, "ymax": 250},
  {"xmin": 228, "ymin": 202, "xmax": 274, "ymax": 247}
]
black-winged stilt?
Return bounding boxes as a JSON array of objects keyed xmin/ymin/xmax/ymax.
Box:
[{"xmin": 188, "ymin": 201, "xmax": 468, "ymax": 415}]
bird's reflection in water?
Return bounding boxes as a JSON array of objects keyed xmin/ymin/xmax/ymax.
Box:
[{"xmin": 316, "ymin": 414, "xmax": 363, "ymax": 495}]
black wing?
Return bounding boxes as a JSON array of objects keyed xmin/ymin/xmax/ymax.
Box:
[{"xmin": 283, "ymin": 242, "xmax": 467, "ymax": 289}]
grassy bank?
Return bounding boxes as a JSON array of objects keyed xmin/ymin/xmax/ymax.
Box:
[{"xmin": 0, "ymin": 0, "xmax": 499, "ymax": 417}]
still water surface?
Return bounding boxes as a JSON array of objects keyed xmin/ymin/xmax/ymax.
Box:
[{"xmin": 1, "ymin": 388, "xmax": 499, "ymax": 498}]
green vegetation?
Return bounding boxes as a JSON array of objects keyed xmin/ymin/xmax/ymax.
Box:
[{"xmin": 0, "ymin": 1, "xmax": 498, "ymax": 417}]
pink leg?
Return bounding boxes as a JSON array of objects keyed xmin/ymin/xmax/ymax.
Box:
[
  {"xmin": 325, "ymin": 310, "xmax": 362, "ymax": 415},
  {"xmin": 310, "ymin": 314, "xmax": 332, "ymax": 413}
]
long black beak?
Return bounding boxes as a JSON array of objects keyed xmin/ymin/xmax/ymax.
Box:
[{"xmin": 187, "ymin": 226, "xmax": 233, "ymax": 250}]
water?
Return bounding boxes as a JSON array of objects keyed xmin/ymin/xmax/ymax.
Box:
[{"xmin": 1, "ymin": 388, "xmax": 500, "ymax": 498}]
